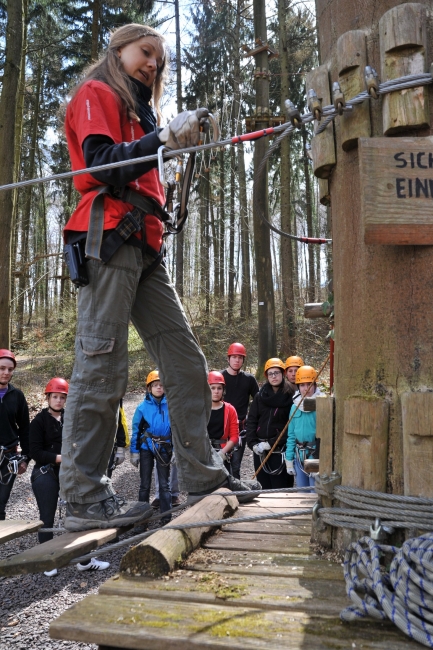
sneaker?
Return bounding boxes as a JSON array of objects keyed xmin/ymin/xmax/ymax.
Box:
[
  {"xmin": 187, "ymin": 475, "xmax": 261, "ymax": 505},
  {"xmin": 171, "ymin": 496, "xmax": 182, "ymax": 507},
  {"xmin": 77, "ymin": 557, "xmax": 110, "ymax": 571},
  {"xmin": 64, "ymin": 495, "xmax": 154, "ymax": 532},
  {"xmin": 150, "ymin": 498, "xmax": 160, "ymax": 509},
  {"xmin": 44, "ymin": 568, "xmax": 58, "ymax": 577}
]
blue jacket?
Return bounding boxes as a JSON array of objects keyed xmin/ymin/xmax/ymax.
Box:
[
  {"xmin": 285, "ymin": 406, "xmax": 317, "ymax": 461},
  {"xmin": 131, "ymin": 394, "xmax": 172, "ymax": 453}
]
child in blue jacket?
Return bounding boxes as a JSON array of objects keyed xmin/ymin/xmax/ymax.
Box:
[
  {"xmin": 130, "ymin": 370, "xmax": 172, "ymax": 523},
  {"xmin": 285, "ymin": 366, "xmax": 322, "ymax": 490}
]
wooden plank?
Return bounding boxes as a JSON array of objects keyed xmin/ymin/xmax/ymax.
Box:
[
  {"xmin": 237, "ymin": 508, "xmax": 312, "ymax": 523},
  {"xmin": 222, "ymin": 521, "xmax": 311, "ymax": 535},
  {"xmin": 242, "ymin": 498, "xmax": 315, "ymax": 509},
  {"xmin": 120, "ymin": 489, "xmax": 238, "ymax": 577},
  {"xmin": 99, "ymin": 571, "xmax": 348, "ymax": 614},
  {"xmin": 0, "ymin": 528, "xmax": 118, "ymax": 576},
  {"xmin": 304, "ymin": 302, "xmax": 331, "ymax": 319},
  {"xmin": 50, "ymin": 594, "xmax": 421, "ymax": 649},
  {"xmin": 402, "ymin": 392, "xmax": 433, "ymax": 498},
  {"xmin": 257, "ymin": 491, "xmax": 315, "ymax": 498},
  {"xmin": 183, "ymin": 557, "xmax": 344, "ymax": 581},
  {"xmin": 360, "ymin": 137, "xmax": 433, "ymax": 245},
  {"xmin": 306, "ymin": 64, "xmax": 336, "ymax": 179},
  {"xmin": 342, "ymin": 398, "xmax": 389, "ymax": 491},
  {"xmin": 316, "ymin": 396, "xmax": 334, "ymax": 476},
  {"xmin": 379, "ymin": 4, "xmax": 429, "ymax": 135},
  {"xmin": 337, "ymin": 30, "xmax": 370, "ymax": 151},
  {"xmin": 0, "ymin": 519, "xmax": 43, "ymax": 545},
  {"xmin": 203, "ymin": 532, "xmax": 310, "ymax": 554}
]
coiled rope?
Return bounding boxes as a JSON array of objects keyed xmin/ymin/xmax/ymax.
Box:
[{"xmin": 341, "ymin": 534, "xmax": 433, "ymax": 648}]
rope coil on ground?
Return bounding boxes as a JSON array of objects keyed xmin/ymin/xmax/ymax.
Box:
[{"xmin": 341, "ymin": 534, "xmax": 433, "ymax": 647}]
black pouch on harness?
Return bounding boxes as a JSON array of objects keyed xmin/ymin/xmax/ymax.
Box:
[{"xmin": 64, "ymin": 240, "xmax": 89, "ymax": 288}]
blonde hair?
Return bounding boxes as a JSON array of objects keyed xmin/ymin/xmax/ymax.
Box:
[{"xmin": 69, "ymin": 24, "xmax": 168, "ymax": 124}]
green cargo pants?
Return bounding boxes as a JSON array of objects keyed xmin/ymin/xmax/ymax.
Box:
[{"xmin": 59, "ymin": 245, "xmax": 228, "ymax": 503}]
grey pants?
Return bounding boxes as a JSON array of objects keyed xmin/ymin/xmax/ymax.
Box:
[{"xmin": 60, "ymin": 245, "xmax": 228, "ymax": 504}]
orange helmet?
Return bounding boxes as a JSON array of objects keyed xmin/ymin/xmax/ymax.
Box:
[
  {"xmin": 285, "ymin": 355, "xmax": 304, "ymax": 369},
  {"xmin": 295, "ymin": 366, "xmax": 317, "ymax": 384},
  {"xmin": 264, "ymin": 358, "xmax": 285, "ymax": 375},
  {"xmin": 227, "ymin": 342, "xmax": 247, "ymax": 357},
  {"xmin": 146, "ymin": 370, "xmax": 160, "ymax": 386},
  {"xmin": 0, "ymin": 349, "xmax": 16, "ymax": 368},
  {"xmin": 45, "ymin": 378, "xmax": 69, "ymax": 394},
  {"xmin": 208, "ymin": 371, "xmax": 225, "ymax": 385}
]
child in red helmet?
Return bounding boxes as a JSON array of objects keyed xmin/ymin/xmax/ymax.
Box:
[
  {"xmin": 30, "ymin": 378, "xmax": 109, "ymax": 576},
  {"xmin": 207, "ymin": 372, "xmax": 239, "ymax": 473}
]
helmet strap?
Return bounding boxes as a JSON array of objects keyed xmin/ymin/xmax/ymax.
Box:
[{"xmin": 48, "ymin": 407, "xmax": 63, "ymax": 414}]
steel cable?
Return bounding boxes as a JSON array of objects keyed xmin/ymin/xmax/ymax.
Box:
[{"xmin": 341, "ymin": 534, "xmax": 433, "ymax": 647}]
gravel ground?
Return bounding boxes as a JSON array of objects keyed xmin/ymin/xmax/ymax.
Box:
[{"xmin": 0, "ymin": 392, "xmax": 256, "ymax": 650}]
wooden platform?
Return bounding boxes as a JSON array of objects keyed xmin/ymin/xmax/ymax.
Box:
[{"xmin": 49, "ymin": 492, "xmax": 421, "ymax": 649}]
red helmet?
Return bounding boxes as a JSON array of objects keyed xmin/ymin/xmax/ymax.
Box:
[
  {"xmin": 45, "ymin": 378, "xmax": 69, "ymax": 395},
  {"xmin": 227, "ymin": 342, "xmax": 247, "ymax": 357},
  {"xmin": 208, "ymin": 371, "xmax": 226, "ymax": 385},
  {"xmin": 0, "ymin": 349, "xmax": 16, "ymax": 368}
]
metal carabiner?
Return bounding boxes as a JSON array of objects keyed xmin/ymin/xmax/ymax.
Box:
[{"xmin": 158, "ymin": 145, "xmax": 171, "ymax": 189}]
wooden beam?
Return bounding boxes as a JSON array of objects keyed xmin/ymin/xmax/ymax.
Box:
[
  {"xmin": 304, "ymin": 303, "xmax": 331, "ymax": 319},
  {"xmin": 0, "ymin": 519, "xmax": 43, "ymax": 545},
  {"xmin": 306, "ymin": 64, "xmax": 336, "ymax": 179},
  {"xmin": 379, "ymin": 3, "xmax": 429, "ymax": 135},
  {"xmin": 402, "ymin": 392, "xmax": 433, "ymax": 498},
  {"xmin": 0, "ymin": 528, "xmax": 119, "ymax": 577},
  {"xmin": 120, "ymin": 489, "xmax": 238, "ymax": 578}
]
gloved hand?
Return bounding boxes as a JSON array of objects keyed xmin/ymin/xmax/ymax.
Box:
[
  {"xmin": 252, "ymin": 441, "xmax": 271, "ymax": 455},
  {"xmin": 130, "ymin": 452, "xmax": 140, "ymax": 468},
  {"xmin": 286, "ymin": 460, "xmax": 296, "ymax": 475},
  {"xmin": 218, "ymin": 449, "xmax": 227, "ymax": 462},
  {"xmin": 159, "ymin": 108, "xmax": 210, "ymax": 150},
  {"xmin": 114, "ymin": 447, "xmax": 125, "ymax": 466}
]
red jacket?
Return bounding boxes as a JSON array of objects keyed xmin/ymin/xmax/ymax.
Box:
[{"xmin": 220, "ymin": 402, "xmax": 239, "ymax": 449}]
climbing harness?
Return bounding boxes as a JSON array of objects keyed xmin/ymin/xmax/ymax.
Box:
[
  {"xmin": 341, "ymin": 533, "xmax": 433, "ymax": 648},
  {"xmin": 0, "ymin": 447, "xmax": 26, "ymax": 485}
]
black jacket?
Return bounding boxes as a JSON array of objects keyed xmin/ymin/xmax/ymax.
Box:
[
  {"xmin": 220, "ymin": 370, "xmax": 259, "ymax": 421},
  {"xmin": 29, "ymin": 408, "xmax": 63, "ymax": 469},
  {"xmin": 246, "ymin": 382, "xmax": 293, "ymax": 451},
  {"xmin": 0, "ymin": 384, "xmax": 30, "ymax": 455}
]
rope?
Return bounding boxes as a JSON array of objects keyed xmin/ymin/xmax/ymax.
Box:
[
  {"xmin": 0, "ymin": 71, "xmax": 429, "ymax": 198},
  {"xmin": 341, "ymin": 534, "xmax": 433, "ymax": 647},
  {"xmin": 69, "ymin": 507, "xmax": 313, "ymax": 565},
  {"xmin": 252, "ymin": 353, "xmax": 330, "ymax": 479}
]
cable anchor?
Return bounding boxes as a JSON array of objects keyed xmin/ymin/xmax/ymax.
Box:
[
  {"xmin": 284, "ymin": 99, "xmax": 302, "ymax": 129},
  {"xmin": 364, "ymin": 66, "xmax": 379, "ymax": 99},
  {"xmin": 332, "ymin": 81, "xmax": 346, "ymax": 115},
  {"xmin": 307, "ymin": 88, "xmax": 322, "ymax": 122}
]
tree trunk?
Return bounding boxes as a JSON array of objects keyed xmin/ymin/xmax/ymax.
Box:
[
  {"xmin": 252, "ymin": 0, "xmax": 276, "ymax": 374},
  {"xmin": 218, "ymin": 148, "xmax": 226, "ymax": 320},
  {"xmin": 0, "ymin": 0, "xmax": 24, "ymax": 347},
  {"xmin": 278, "ymin": 0, "xmax": 296, "ymax": 356},
  {"xmin": 174, "ymin": 0, "xmax": 184, "ymax": 299},
  {"xmin": 16, "ymin": 54, "xmax": 43, "ymax": 341},
  {"xmin": 302, "ymin": 127, "xmax": 315, "ymax": 302},
  {"xmin": 228, "ymin": 117, "xmax": 236, "ymax": 323},
  {"xmin": 315, "ymin": 0, "xmax": 433, "ymax": 497},
  {"xmin": 91, "ymin": 0, "xmax": 101, "ymax": 62}
]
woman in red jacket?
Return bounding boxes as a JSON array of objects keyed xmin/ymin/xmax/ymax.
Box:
[{"xmin": 207, "ymin": 372, "xmax": 239, "ymax": 474}]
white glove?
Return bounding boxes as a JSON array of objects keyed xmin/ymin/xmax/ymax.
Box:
[
  {"xmin": 252, "ymin": 441, "xmax": 271, "ymax": 455},
  {"xmin": 159, "ymin": 108, "xmax": 210, "ymax": 150},
  {"xmin": 218, "ymin": 449, "xmax": 227, "ymax": 462},
  {"xmin": 130, "ymin": 452, "xmax": 140, "ymax": 468},
  {"xmin": 114, "ymin": 447, "xmax": 125, "ymax": 466},
  {"xmin": 286, "ymin": 460, "xmax": 296, "ymax": 475}
]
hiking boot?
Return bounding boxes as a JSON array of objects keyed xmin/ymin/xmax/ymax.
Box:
[
  {"xmin": 64, "ymin": 495, "xmax": 154, "ymax": 532},
  {"xmin": 187, "ymin": 475, "xmax": 261, "ymax": 505},
  {"xmin": 150, "ymin": 498, "xmax": 160, "ymax": 509},
  {"xmin": 171, "ymin": 496, "xmax": 182, "ymax": 507}
]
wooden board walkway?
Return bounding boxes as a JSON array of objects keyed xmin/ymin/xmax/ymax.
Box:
[{"xmin": 50, "ymin": 492, "xmax": 421, "ymax": 649}]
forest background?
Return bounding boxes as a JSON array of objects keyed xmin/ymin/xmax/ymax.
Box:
[{"xmin": 0, "ymin": 0, "xmax": 331, "ymax": 392}]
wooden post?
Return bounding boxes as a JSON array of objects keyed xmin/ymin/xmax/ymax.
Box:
[
  {"xmin": 120, "ymin": 490, "xmax": 238, "ymax": 577},
  {"xmin": 311, "ymin": 397, "xmax": 335, "ymax": 548},
  {"xmin": 379, "ymin": 3, "xmax": 429, "ymax": 135},
  {"xmin": 306, "ymin": 64, "xmax": 336, "ymax": 178},
  {"xmin": 319, "ymin": 178, "xmax": 331, "ymax": 206},
  {"xmin": 304, "ymin": 302, "xmax": 331, "ymax": 319},
  {"xmin": 342, "ymin": 398, "xmax": 389, "ymax": 491},
  {"xmin": 337, "ymin": 30, "xmax": 371, "ymax": 151},
  {"xmin": 402, "ymin": 392, "xmax": 433, "ymax": 498}
]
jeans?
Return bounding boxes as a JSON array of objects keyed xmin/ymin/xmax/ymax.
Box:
[
  {"xmin": 155, "ymin": 457, "xmax": 179, "ymax": 498},
  {"xmin": 253, "ymin": 451, "xmax": 293, "ymax": 490},
  {"xmin": 31, "ymin": 468, "xmax": 60, "ymax": 543},
  {"xmin": 0, "ymin": 475, "xmax": 16, "ymax": 520},
  {"xmin": 139, "ymin": 448, "xmax": 171, "ymax": 518},
  {"xmin": 60, "ymin": 246, "xmax": 228, "ymax": 504},
  {"xmin": 294, "ymin": 458, "xmax": 316, "ymax": 492}
]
